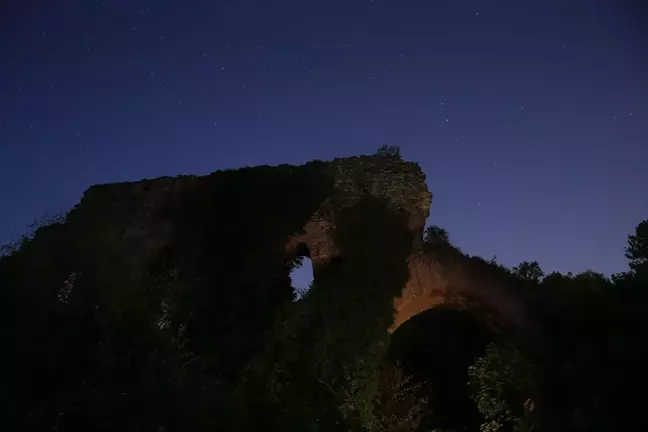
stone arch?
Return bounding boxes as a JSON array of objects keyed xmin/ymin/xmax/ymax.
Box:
[
  {"xmin": 285, "ymin": 218, "xmax": 334, "ymax": 275},
  {"xmin": 289, "ymin": 242, "xmax": 315, "ymax": 299},
  {"xmin": 390, "ymin": 251, "xmax": 529, "ymax": 333},
  {"xmin": 293, "ymin": 242, "xmax": 311, "ymax": 260}
]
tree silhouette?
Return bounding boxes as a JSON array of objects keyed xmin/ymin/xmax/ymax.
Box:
[
  {"xmin": 512, "ymin": 261, "xmax": 544, "ymax": 284},
  {"xmin": 375, "ymin": 145, "xmax": 401, "ymax": 158},
  {"xmin": 423, "ymin": 225, "xmax": 449, "ymax": 246},
  {"xmin": 626, "ymin": 219, "xmax": 648, "ymax": 277}
]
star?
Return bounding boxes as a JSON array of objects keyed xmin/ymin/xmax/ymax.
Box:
[{"xmin": 444, "ymin": 116, "xmax": 449, "ymax": 123}]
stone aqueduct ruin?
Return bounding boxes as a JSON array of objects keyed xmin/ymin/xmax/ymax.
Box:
[
  {"xmin": 4, "ymin": 153, "xmax": 536, "ymax": 432},
  {"xmin": 71, "ymin": 154, "xmax": 529, "ymax": 334},
  {"xmin": 279, "ymin": 155, "xmax": 528, "ymax": 333}
]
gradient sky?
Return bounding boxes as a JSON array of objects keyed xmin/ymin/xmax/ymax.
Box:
[{"xmin": 1, "ymin": 0, "xmax": 647, "ymax": 282}]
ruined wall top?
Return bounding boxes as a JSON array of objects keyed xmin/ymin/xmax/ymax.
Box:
[
  {"xmin": 70, "ymin": 154, "xmax": 432, "ymax": 272},
  {"xmin": 287, "ymin": 155, "xmax": 432, "ymax": 264}
]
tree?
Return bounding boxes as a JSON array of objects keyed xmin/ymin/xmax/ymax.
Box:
[
  {"xmin": 375, "ymin": 145, "xmax": 402, "ymax": 158},
  {"xmin": 626, "ymin": 219, "xmax": 648, "ymax": 276},
  {"xmin": 512, "ymin": 261, "xmax": 543, "ymax": 284},
  {"xmin": 372, "ymin": 363, "xmax": 428, "ymax": 432},
  {"xmin": 468, "ymin": 343, "xmax": 538, "ymax": 432},
  {"xmin": 423, "ymin": 225, "xmax": 449, "ymax": 246}
]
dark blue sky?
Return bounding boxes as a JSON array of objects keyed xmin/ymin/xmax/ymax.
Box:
[{"xmin": 1, "ymin": 0, "xmax": 647, "ymax": 279}]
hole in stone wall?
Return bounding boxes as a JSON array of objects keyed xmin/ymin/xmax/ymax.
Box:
[
  {"xmin": 290, "ymin": 255, "xmax": 314, "ymax": 301},
  {"xmin": 388, "ymin": 307, "xmax": 495, "ymax": 432}
]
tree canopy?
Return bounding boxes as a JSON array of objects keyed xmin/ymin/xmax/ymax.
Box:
[
  {"xmin": 423, "ymin": 225, "xmax": 450, "ymax": 246},
  {"xmin": 512, "ymin": 261, "xmax": 544, "ymax": 284},
  {"xmin": 626, "ymin": 220, "xmax": 648, "ymax": 277},
  {"xmin": 375, "ymin": 145, "xmax": 402, "ymax": 158}
]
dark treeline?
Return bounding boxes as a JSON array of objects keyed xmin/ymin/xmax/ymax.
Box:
[
  {"xmin": 1, "ymin": 151, "xmax": 646, "ymax": 432},
  {"xmin": 406, "ymin": 219, "xmax": 648, "ymax": 432}
]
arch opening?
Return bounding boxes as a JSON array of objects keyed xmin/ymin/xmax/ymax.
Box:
[
  {"xmin": 289, "ymin": 244, "xmax": 314, "ymax": 301},
  {"xmin": 387, "ymin": 306, "xmax": 496, "ymax": 432}
]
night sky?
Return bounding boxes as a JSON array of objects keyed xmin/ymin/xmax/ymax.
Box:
[{"xmin": 1, "ymin": 1, "xmax": 647, "ymax": 281}]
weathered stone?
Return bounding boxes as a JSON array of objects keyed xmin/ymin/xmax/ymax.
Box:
[
  {"xmin": 391, "ymin": 251, "xmax": 528, "ymax": 332},
  {"xmin": 64, "ymin": 154, "xmax": 528, "ymax": 333},
  {"xmin": 285, "ymin": 155, "xmax": 431, "ymax": 266}
]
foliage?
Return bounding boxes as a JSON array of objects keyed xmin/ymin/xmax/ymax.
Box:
[
  {"xmin": 0, "ymin": 210, "xmax": 67, "ymax": 256},
  {"xmin": 423, "ymin": 225, "xmax": 450, "ymax": 247},
  {"xmin": 625, "ymin": 219, "xmax": 648, "ymax": 277},
  {"xmin": 512, "ymin": 261, "xmax": 543, "ymax": 284},
  {"xmin": 375, "ymin": 145, "xmax": 402, "ymax": 158},
  {"xmin": 468, "ymin": 343, "xmax": 538, "ymax": 432},
  {"xmin": 372, "ymin": 362, "xmax": 428, "ymax": 432}
]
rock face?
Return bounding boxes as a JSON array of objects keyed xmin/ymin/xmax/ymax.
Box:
[
  {"xmin": 280, "ymin": 156, "xmax": 528, "ymax": 333},
  {"xmin": 16, "ymin": 153, "xmax": 526, "ymax": 336},
  {"xmin": 65, "ymin": 154, "xmax": 526, "ymax": 333},
  {"xmin": 285, "ymin": 156, "xmax": 432, "ymax": 266},
  {"xmin": 391, "ymin": 251, "xmax": 528, "ymax": 332}
]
